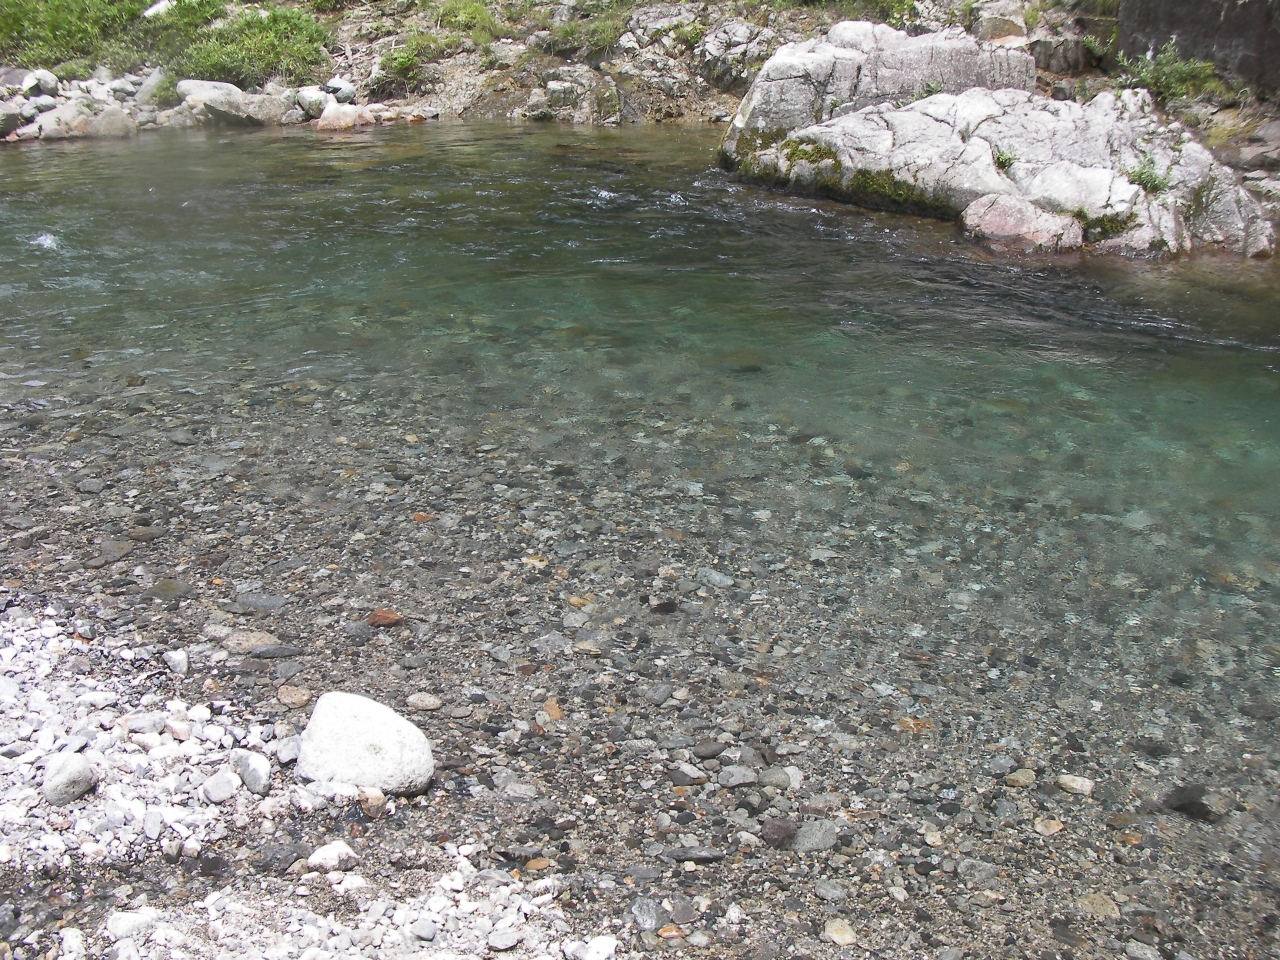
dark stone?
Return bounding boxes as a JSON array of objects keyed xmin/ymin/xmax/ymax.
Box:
[
  {"xmin": 0, "ymin": 902, "xmax": 18, "ymax": 940},
  {"xmin": 668, "ymin": 768, "xmax": 703, "ymax": 787},
  {"xmin": 692, "ymin": 739, "xmax": 727, "ymax": 760},
  {"xmin": 1118, "ymin": 0, "xmax": 1280, "ymax": 94},
  {"xmin": 250, "ymin": 645, "xmax": 306, "ymax": 659},
  {"xmin": 197, "ymin": 852, "xmax": 231, "ymax": 876},
  {"xmin": 1164, "ymin": 784, "xmax": 1234, "ymax": 822},
  {"xmin": 663, "ymin": 845, "xmax": 724, "ymax": 863},
  {"xmin": 760, "ymin": 817, "xmax": 797, "ymax": 849},
  {"xmin": 256, "ymin": 842, "xmax": 314, "ymax": 874}
]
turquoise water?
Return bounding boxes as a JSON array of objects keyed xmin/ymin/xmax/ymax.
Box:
[{"xmin": 2, "ymin": 123, "xmax": 1279, "ymax": 598}]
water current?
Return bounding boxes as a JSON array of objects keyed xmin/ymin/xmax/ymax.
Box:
[{"xmin": 2, "ymin": 123, "xmax": 1279, "ymax": 631}]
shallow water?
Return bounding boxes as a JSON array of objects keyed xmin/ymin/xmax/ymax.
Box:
[{"xmin": 2, "ymin": 123, "xmax": 1279, "ymax": 607}]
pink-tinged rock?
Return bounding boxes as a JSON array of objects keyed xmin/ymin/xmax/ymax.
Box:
[
  {"xmin": 962, "ymin": 193, "xmax": 1083, "ymax": 252},
  {"xmin": 315, "ymin": 102, "xmax": 372, "ymax": 131}
]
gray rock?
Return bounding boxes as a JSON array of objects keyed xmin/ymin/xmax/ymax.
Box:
[
  {"xmin": 790, "ymin": 819, "xmax": 840, "ymax": 853},
  {"xmin": 696, "ymin": 567, "xmax": 735, "ymax": 588},
  {"xmin": 134, "ymin": 68, "xmax": 167, "ymax": 105},
  {"xmin": 230, "ymin": 748, "xmax": 272, "ymax": 795},
  {"xmin": 274, "ymin": 734, "xmax": 301, "ymax": 764},
  {"xmin": 106, "ymin": 909, "xmax": 157, "ymax": 941},
  {"xmin": 296, "ymin": 85, "xmax": 333, "ymax": 119},
  {"xmin": 294, "ymin": 691, "xmax": 436, "ymax": 795},
  {"xmin": 199, "ymin": 766, "xmax": 241, "ymax": 804},
  {"xmin": 409, "ymin": 918, "xmax": 438, "ymax": 940},
  {"xmin": 631, "ymin": 897, "xmax": 668, "ymax": 932},
  {"xmin": 203, "ymin": 92, "xmax": 288, "ymax": 127},
  {"xmin": 162, "ymin": 649, "xmax": 189, "ymax": 676},
  {"xmin": 718, "ymin": 764, "xmax": 757, "ymax": 788},
  {"xmin": 22, "ymin": 69, "xmax": 59, "ymax": 96},
  {"xmin": 43, "ymin": 752, "xmax": 98, "ymax": 806},
  {"xmin": 308, "ymin": 839, "xmax": 359, "ymax": 870},
  {"xmin": 87, "ymin": 105, "xmax": 138, "ymax": 138},
  {"xmin": 815, "ymin": 878, "xmax": 848, "ymax": 900},
  {"xmin": 322, "ymin": 76, "xmax": 357, "ymax": 103},
  {"xmin": 256, "ymin": 841, "xmax": 313, "ymax": 874},
  {"xmin": 963, "ymin": 192, "xmax": 1083, "ymax": 252},
  {"xmin": 664, "ymin": 845, "xmax": 725, "ymax": 863},
  {"xmin": 488, "ymin": 929, "xmax": 521, "ymax": 951},
  {"xmin": 0, "ymin": 101, "xmax": 22, "ymax": 136},
  {"xmin": 176, "ymin": 79, "xmax": 243, "ymax": 104},
  {"xmin": 644, "ymin": 682, "xmax": 674, "ymax": 705},
  {"xmin": 722, "ymin": 21, "xmax": 1034, "ymax": 155},
  {"xmin": 693, "ymin": 18, "xmax": 779, "ymax": 92},
  {"xmin": 728, "ymin": 87, "xmax": 1274, "ymax": 258}
]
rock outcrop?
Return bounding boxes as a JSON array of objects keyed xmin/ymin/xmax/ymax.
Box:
[
  {"xmin": 726, "ymin": 85, "xmax": 1274, "ymax": 257},
  {"xmin": 721, "ymin": 21, "xmax": 1035, "ymax": 155}
]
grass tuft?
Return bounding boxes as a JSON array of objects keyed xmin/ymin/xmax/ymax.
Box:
[{"xmin": 174, "ymin": 6, "xmax": 330, "ymax": 88}]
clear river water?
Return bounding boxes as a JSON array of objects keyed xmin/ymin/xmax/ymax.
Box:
[{"xmin": 2, "ymin": 123, "xmax": 1279, "ymax": 622}]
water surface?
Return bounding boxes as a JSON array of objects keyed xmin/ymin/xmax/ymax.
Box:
[{"xmin": 2, "ymin": 122, "xmax": 1279, "ymax": 611}]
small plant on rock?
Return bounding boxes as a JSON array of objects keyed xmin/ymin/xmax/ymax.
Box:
[
  {"xmin": 1125, "ymin": 161, "xmax": 1171, "ymax": 194},
  {"xmin": 1117, "ymin": 40, "xmax": 1233, "ymax": 102},
  {"xmin": 995, "ymin": 148, "xmax": 1016, "ymax": 172}
]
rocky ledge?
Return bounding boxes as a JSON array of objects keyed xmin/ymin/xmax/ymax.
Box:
[{"xmin": 722, "ymin": 23, "xmax": 1274, "ymax": 258}]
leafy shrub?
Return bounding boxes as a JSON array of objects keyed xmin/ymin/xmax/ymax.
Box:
[
  {"xmin": 1117, "ymin": 40, "xmax": 1231, "ymax": 102},
  {"xmin": 377, "ymin": 29, "xmax": 455, "ymax": 91},
  {"xmin": 0, "ymin": 0, "xmax": 145, "ymax": 67},
  {"xmin": 309, "ymin": 0, "xmax": 361, "ymax": 10},
  {"xmin": 101, "ymin": 0, "xmax": 225, "ymax": 75},
  {"xmin": 994, "ymin": 148, "xmax": 1016, "ymax": 171},
  {"xmin": 434, "ymin": 0, "xmax": 498, "ymax": 42},
  {"xmin": 548, "ymin": 6, "xmax": 630, "ymax": 54},
  {"xmin": 176, "ymin": 6, "xmax": 329, "ymax": 88}
]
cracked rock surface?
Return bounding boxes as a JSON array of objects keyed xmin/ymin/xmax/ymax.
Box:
[{"xmin": 726, "ymin": 83, "xmax": 1275, "ymax": 257}]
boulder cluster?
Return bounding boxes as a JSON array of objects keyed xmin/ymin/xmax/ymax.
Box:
[{"xmin": 721, "ymin": 21, "xmax": 1274, "ymax": 258}]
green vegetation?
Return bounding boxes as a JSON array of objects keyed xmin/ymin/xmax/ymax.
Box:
[
  {"xmin": 547, "ymin": 0, "xmax": 632, "ymax": 56},
  {"xmin": 0, "ymin": 0, "xmax": 329, "ymax": 87},
  {"xmin": 177, "ymin": 6, "xmax": 329, "ymax": 87},
  {"xmin": 1072, "ymin": 207, "xmax": 1134, "ymax": 240},
  {"xmin": 433, "ymin": 0, "xmax": 499, "ymax": 42},
  {"xmin": 1117, "ymin": 40, "xmax": 1232, "ymax": 102},
  {"xmin": 1125, "ymin": 160, "xmax": 1171, "ymax": 194},
  {"xmin": 995, "ymin": 148, "xmax": 1016, "ymax": 172},
  {"xmin": 377, "ymin": 29, "xmax": 457, "ymax": 92},
  {"xmin": 782, "ymin": 138, "xmax": 838, "ymax": 164},
  {"xmin": 841, "ymin": 167, "xmax": 952, "ymax": 217},
  {"xmin": 0, "ymin": 0, "xmax": 144, "ymax": 68}
]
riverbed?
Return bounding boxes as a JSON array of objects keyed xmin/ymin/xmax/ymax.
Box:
[{"xmin": 1, "ymin": 124, "xmax": 1278, "ymax": 960}]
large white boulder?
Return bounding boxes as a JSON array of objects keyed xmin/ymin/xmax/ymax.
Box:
[
  {"xmin": 727, "ymin": 87, "xmax": 1274, "ymax": 258},
  {"xmin": 722, "ymin": 21, "xmax": 1034, "ymax": 155},
  {"xmin": 295, "ymin": 692, "xmax": 435, "ymax": 795},
  {"xmin": 175, "ymin": 79, "xmax": 243, "ymax": 105}
]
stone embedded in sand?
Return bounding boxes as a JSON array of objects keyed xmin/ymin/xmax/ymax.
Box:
[
  {"xmin": 308, "ymin": 839, "xmax": 359, "ymax": 871},
  {"xmin": 1057, "ymin": 774, "xmax": 1095, "ymax": 796},
  {"xmin": 295, "ymin": 691, "xmax": 435, "ymax": 795},
  {"xmin": 276, "ymin": 685, "xmax": 313, "ymax": 708},
  {"xmin": 43, "ymin": 753, "xmax": 98, "ymax": 806},
  {"xmin": 366, "ymin": 608, "xmax": 404, "ymax": 627}
]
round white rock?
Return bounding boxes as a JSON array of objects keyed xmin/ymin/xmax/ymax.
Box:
[{"xmin": 295, "ymin": 691, "xmax": 435, "ymax": 795}]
